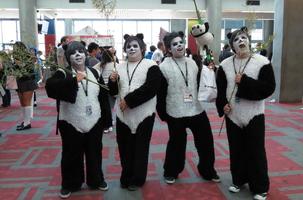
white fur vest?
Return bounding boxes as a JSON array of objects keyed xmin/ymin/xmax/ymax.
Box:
[
  {"xmin": 116, "ymin": 59, "xmax": 157, "ymax": 133},
  {"xmin": 59, "ymin": 69, "xmax": 101, "ymax": 133},
  {"xmin": 160, "ymin": 57, "xmax": 203, "ymax": 118},
  {"xmin": 221, "ymin": 54, "xmax": 270, "ymax": 127}
]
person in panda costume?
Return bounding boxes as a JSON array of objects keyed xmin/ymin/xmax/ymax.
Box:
[
  {"xmin": 216, "ymin": 27, "xmax": 275, "ymax": 200},
  {"xmin": 156, "ymin": 31, "xmax": 220, "ymax": 184},
  {"xmin": 45, "ymin": 41, "xmax": 114, "ymax": 199},
  {"xmin": 108, "ymin": 34, "xmax": 162, "ymax": 191}
]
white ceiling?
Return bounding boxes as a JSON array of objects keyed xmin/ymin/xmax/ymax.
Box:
[{"xmin": 0, "ymin": 0, "xmax": 275, "ymax": 20}]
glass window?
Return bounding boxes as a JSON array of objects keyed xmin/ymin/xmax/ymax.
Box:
[
  {"xmin": 107, "ymin": 20, "xmax": 123, "ymax": 59},
  {"xmin": 225, "ymin": 20, "xmax": 244, "ymax": 29},
  {"xmin": 122, "ymin": 21, "xmax": 137, "ymax": 36},
  {"xmin": 221, "ymin": 29, "xmax": 225, "ymax": 41},
  {"xmin": 138, "ymin": 21, "xmax": 152, "ymax": 47},
  {"xmin": 151, "ymin": 21, "xmax": 169, "ymax": 45},
  {"xmin": 2, "ymin": 20, "xmax": 17, "ymax": 43},
  {"xmin": 251, "ymin": 29, "xmax": 263, "ymax": 40},
  {"xmin": 55, "ymin": 20, "xmax": 65, "ymax": 44},
  {"xmin": 92, "ymin": 20, "xmax": 107, "ymax": 35},
  {"xmin": 73, "ymin": 20, "xmax": 93, "ymax": 33},
  {"xmin": 0, "ymin": 21, "xmax": 2, "ymax": 44},
  {"xmin": 38, "ymin": 34, "xmax": 45, "ymax": 53},
  {"xmin": 17, "ymin": 21, "xmax": 20, "ymax": 41}
]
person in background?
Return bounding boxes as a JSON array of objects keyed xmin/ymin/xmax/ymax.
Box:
[
  {"xmin": 157, "ymin": 31, "xmax": 220, "ymax": 185},
  {"xmin": 86, "ymin": 42, "xmax": 100, "ymax": 67},
  {"xmin": 151, "ymin": 41, "xmax": 165, "ymax": 65},
  {"xmin": 93, "ymin": 49, "xmax": 116, "ymax": 133},
  {"xmin": 185, "ymin": 48, "xmax": 192, "ymax": 58},
  {"xmin": 219, "ymin": 44, "xmax": 234, "ymax": 63},
  {"xmin": 145, "ymin": 45, "xmax": 156, "ymax": 59},
  {"xmin": 108, "ymin": 33, "xmax": 162, "ymax": 191},
  {"xmin": 57, "ymin": 36, "xmax": 70, "ymax": 68},
  {"xmin": 0, "ymin": 51, "xmax": 11, "ymax": 107},
  {"xmin": 29, "ymin": 47, "xmax": 42, "ymax": 107},
  {"xmin": 46, "ymin": 41, "xmax": 113, "ymax": 198},
  {"xmin": 13, "ymin": 42, "xmax": 38, "ymax": 130}
]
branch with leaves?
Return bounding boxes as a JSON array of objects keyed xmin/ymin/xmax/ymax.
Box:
[
  {"xmin": 0, "ymin": 48, "xmax": 39, "ymax": 86},
  {"xmin": 92, "ymin": 0, "xmax": 117, "ymax": 18}
]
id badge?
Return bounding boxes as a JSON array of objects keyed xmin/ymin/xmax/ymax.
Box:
[
  {"xmin": 183, "ymin": 89, "xmax": 193, "ymax": 103},
  {"xmin": 86, "ymin": 105, "xmax": 93, "ymax": 116}
]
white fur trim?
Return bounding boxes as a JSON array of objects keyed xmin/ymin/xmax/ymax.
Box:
[
  {"xmin": 59, "ymin": 69, "xmax": 101, "ymax": 133},
  {"xmin": 221, "ymin": 54, "xmax": 269, "ymax": 127},
  {"xmin": 159, "ymin": 57, "xmax": 203, "ymax": 118},
  {"xmin": 116, "ymin": 59, "xmax": 157, "ymax": 133}
]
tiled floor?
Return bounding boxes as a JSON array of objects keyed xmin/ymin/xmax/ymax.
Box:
[{"xmin": 0, "ymin": 89, "xmax": 303, "ymax": 199}]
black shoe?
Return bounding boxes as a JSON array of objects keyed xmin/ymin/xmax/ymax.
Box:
[
  {"xmin": 17, "ymin": 122, "xmax": 24, "ymax": 128},
  {"xmin": 59, "ymin": 188, "xmax": 71, "ymax": 199},
  {"xmin": 16, "ymin": 123, "xmax": 31, "ymax": 131},
  {"xmin": 127, "ymin": 185, "xmax": 139, "ymax": 191},
  {"xmin": 98, "ymin": 181, "xmax": 109, "ymax": 191},
  {"xmin": 228, "ymin": 185, "xmax": 241, "ymax": 193},
  {"xmin": 211, "ymin": 174, "xmax": 221, "ymax": 183},
  {"xmin": 164, "ymin": 176, "xmax": 176, "ymax": 184},
  {"xmin": 1, "ymin": 104, "xmax": 10, "ymax": 107}
]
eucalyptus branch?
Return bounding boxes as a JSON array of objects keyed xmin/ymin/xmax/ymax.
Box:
[
  {"xmin": 0, "ymin": 48, "xmax": 39, "ymax": 85},
  {"xmin": 58, "ymin": 66, "xmax": 109, "ymax": 91}
]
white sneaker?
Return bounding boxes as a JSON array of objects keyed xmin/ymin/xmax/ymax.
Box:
[
  {"xmin": 228, "ymin": 185, "xmax": 241, "ymax": 193},
  {"xmin": 253, "ymin": 193, "xmax": 267, "ymax": 200},
  {"xmin": 103, "ymin": 129, "xmax": 109, "ymax": 133},
  {"xmin": 108, "ymin": 127, "xmax": 113, "ymax": 132}
]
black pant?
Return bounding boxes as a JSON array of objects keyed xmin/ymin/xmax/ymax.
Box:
[
  {"xmin": 164, "ymin": 111, "xmax": 217, "ymax": 179},
  {"xmin": 1, "ymin": 88, "xmax": 11, "ymax": 106},
  {"xmin": 226, "ymin": 115, "xmax": 269, "ymax": 194},
  {"xmin": 116, "ymin": 114, "xmax": 155, "ymax": 187},
  {"xmin": 59, "ymin": 119, "xmax": 105, "ymax": 190}
]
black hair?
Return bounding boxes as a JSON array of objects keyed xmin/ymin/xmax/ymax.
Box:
[
  {"xmin": 64, "ymin": 41, "xmax": 86, "ymax": 66},
  {"xmin": 227, "ymin": 26, "xmax": 250, "ymax": 53},
  {"xmin": 163, "ymin": 31, "xmax": 184, "ymax": 55},
  {"xmin": 87, "ymin": 42, "xmax": 99, "ymax": 53},
  {"xmin": 100, "ymin": 49, "xmax": 113, "ymax": 67},
  {"xmin": 123, "ymin": 33, "xmax": 146, "ymax": 57},
  {"xmin": 150, "ymin": 45, "xmax": 156, "ymax": 52}
]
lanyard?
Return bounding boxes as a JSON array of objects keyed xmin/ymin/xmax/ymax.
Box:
[
  {"xmin": 76, "ymin": 68, "xmax": 88, "ymax": 96},
  {"xmin": 127, "ymin": 59, "xmax": 143, "ymax": 86},
  {"xmin": 232, "ymin": 55, "xmax": 252, "ymax": 74},
  {"xmin": 172, "ymin": 58, "xmax": 188, "ymax": 87}
]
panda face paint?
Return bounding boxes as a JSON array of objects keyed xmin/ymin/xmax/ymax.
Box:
[
  {"xmin": 170, "ymin": 37, "xmax": 185, "ymax": 58},
  {"xmin": 126, "ymin": 40, "xmax": 142, "ymax": 62},
  {"xmin": 232, "ymin": 33, "xmax": 250, "ymax": 56},
  {"xmin": 70, "ymin": 50, "xmax": 86, "ymax": 70}
]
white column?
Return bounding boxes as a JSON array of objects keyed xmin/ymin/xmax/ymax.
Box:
[
  {"xmin": 206, "ymin": 0, "xmax": 222, "ymax": 64},
  {"xmin": 18, "ymin": 0, "xmax": 38, "ymax": 48}
]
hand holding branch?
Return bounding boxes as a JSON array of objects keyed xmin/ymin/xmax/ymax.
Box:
[{"xmin": 119, "ymin": 98, "xmax": 128, "ymax": 112}]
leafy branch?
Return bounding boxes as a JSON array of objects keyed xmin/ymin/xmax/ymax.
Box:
[{"xmin": 0, "ymin": 48, "xmax": 39, "ymax": 85}]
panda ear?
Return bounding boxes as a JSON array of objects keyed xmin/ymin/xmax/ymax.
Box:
[
  {"xmin": 124, "ymin": 34, "xmax": 130, "ymax": 40},
  {"xmin": 178, "ymin": 31, "xmax": 185, "ymax": 38},
  {"xmin": 241, "ymin": 26, "xmax": 248, "ymax": 33},
  {"xmin": 227, "ymin": 32, "xmax": 232, "ymax": 39},
  {"xmin": 204, "ymin": 22, "xmax": 209, "ymax": 32},
  {"xmin": 136, "ymin": 33, "xmax": 144, "ymax": 40}
]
